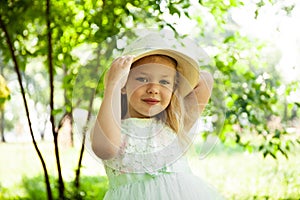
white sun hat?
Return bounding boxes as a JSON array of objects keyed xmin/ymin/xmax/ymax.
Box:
[{"xmin": 122, "ymin": 30, "xmax": 210, "ymax": 97}]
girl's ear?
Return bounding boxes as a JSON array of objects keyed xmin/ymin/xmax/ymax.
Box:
[{"xmin": 121, "ymin": 87, "xmax": 126, "ymax": 94}]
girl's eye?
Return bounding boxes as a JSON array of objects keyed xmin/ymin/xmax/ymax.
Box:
[
  {"xmin": 135, "ymin": 77, "xmax": 148, "ymax": 83},
  {"xmin": 159, "ymin": 80, "xmax": 170, "ymax": 85}
]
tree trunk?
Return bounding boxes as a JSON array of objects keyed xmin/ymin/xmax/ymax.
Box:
[
  {"xmin": 63, "ymin": 64, "xmax": 74, "ymax": 147},
  {"xmin": 74, "ymin": 92, "xmax": 95, "ymax": 188},
  {"xmin": 283, "ymin": 95, "xmax": 287, "ymax": 122},
  {"xmin": 291, "ymin": 104, "xmax": 298, "ymax": 120},
  {"xmin": 74, "ymin": 46, "xmax": 101, "ymax": 189},
  {"xmin": 0, "ymin": 15, "xmax": 53, "ymax": 200},
  {"xmin": 0, "ymin": 62, "xmax": 6, "ymax": 143},
  {"xmin": 46, "ymin": 0, "xmax": 64, "ymax": 198},
  {"xmin": 40, "ymin": 118, "xmax": 48, "ymax": 140},
  {"xmin": 1, "ymin": 111, "xmax": 5, "ymax": 142}
]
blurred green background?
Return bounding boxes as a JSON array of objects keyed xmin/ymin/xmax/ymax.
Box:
[{"xmin": 0, "ymin": 0, "xmax": 299, "ymax": 199}]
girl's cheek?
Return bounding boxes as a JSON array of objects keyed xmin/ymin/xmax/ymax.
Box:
[
  {"xmin": 162, "ymin": 89, "xmax": 173, "ymax": 102},
  {"xmin": 163, "ymin": 86, "xmax": 173, "ymax": 95}
]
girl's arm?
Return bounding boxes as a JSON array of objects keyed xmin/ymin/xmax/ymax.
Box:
[
  {"xmin": 183, "ymin": 71, "xmax": 214, "ymax": 131},
  {"xmin": 91, "ymin": 56, "xmax": 133, "ymax": 160}
]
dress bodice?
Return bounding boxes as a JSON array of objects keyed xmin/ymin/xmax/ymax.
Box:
[{"xmin": 103, "ymin": 118, "xmax": 192, "ymax": 187}]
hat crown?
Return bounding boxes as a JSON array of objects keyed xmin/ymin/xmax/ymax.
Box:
[{"xmin": 123, "ymin": 32, "xmax": 209, "ymax": 66}]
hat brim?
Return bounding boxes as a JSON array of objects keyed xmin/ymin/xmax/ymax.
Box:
[{"xmin": 130, "ymin": 49, "xmax": 200, "ymax": 97}]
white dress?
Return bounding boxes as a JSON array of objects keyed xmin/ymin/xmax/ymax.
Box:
[{"xmin": 102, "ymin": 118, "xmax": 224, "ymax": 200}]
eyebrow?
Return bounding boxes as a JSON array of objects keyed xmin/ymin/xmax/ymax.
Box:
[{"xmin": 138, "ymin": 72, "xmax": 172, "ymax": 78}]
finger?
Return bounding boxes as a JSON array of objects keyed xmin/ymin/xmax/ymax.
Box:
[
  {"xmin": 119, "ymin": 55, "xmax": 134, "ymax": 68},
  {"xmin": 123, "ymin": 55, "xmax": 134, "ymax": 66},
  {"xmin": 111, "ymin": 58, "xmax": 122, "ymax": 67}
]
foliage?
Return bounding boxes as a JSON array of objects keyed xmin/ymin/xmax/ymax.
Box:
[
  {"xmin": 0, "ymin": 174, "xmax": 108, "ymax": 200},
  {"xmin": 211, "ymin": 33, "xmax": 284, "ymax": 158},
  {"xmin": 0, "ymin": 0, "xmax": 196, "ymax": 199},
  {"xmin": 194, "ymin": 2, "xmax": 300, "ymax": 159},
  {"xmin": 0, "ymin": 74, "xmax": 10, "ymax": 110},
  {"xmin": 0, "ymin": 0, "xmax": 299, "ymax": 198}
]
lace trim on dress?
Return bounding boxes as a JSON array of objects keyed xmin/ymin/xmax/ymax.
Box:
[{"xmin": 103, "ymin": 118, "xmax": 189, "ymax": 175}]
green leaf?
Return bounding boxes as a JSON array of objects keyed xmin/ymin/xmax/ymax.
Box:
[
  {"xmin": 278, "ymin": 147, "xmax": 288, "ymax": 159},
  {"xmin": 182, "ymin": 3, "xmax": 190, "ymax": 9},
  {"xmin": 274, "ymin": 129, "xmax": 280, "ymax": 138},
  {"xmin": 263, "ymin": 150, "xmax": 268, "ymax": 158},
  {"xmin": 168, "ymin": 4, "xmax": 181, "ymax": 17},
  {"xmin": 184, "ymin": 11, "xmax": 190, "ymax": 18},
  {"xmin": 224, "ymin": 35, "xmax": 235, "ymax": 43},
  {"xmin": 269, "ymin": 152, "xmax": 276, "ymax": 159},
  {"xmin": 51, "ymin": 108, "xmax": 63, "ymax": 116}
]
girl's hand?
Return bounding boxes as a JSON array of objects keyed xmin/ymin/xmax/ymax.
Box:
[{"xmin": 106, "ymin": 55, "xmax": 134, "ymax": 89}]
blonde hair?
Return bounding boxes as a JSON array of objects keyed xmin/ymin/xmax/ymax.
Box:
[{"xmin": 121, "ymin": 55, "xmax": 190, "ymax": 144}]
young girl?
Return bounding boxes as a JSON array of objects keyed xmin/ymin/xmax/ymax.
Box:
[{"xmin": 91, "ymin": 32, "xmax": 223, "ymax": 199}]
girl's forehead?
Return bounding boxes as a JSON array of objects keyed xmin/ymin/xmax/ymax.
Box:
[
  {"xmin": 130, "ymin": 63, "xmax": 176, "ymax": 76},
  {"xmin": 131, "ymin": 55, "xmax": 177, "ymax": 69}
]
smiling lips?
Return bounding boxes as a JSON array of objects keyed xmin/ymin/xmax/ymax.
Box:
[{"xmin": 142, "ymin": 98, "xmax": 160, "ymax": 105}]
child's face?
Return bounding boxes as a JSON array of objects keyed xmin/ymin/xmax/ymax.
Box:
[{"xmin": 124, "ymin": 56, "xmax": 177, "ymax": 118}]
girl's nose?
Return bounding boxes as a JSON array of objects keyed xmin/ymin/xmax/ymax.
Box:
[{"xmin": 146, "ymin": 83, "xmax": 159, "ymax": 94}]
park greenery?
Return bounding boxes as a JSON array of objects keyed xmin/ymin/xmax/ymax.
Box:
[{"xmin": 0, "ymin": 0, "xmax": 299, "ymax": 199}]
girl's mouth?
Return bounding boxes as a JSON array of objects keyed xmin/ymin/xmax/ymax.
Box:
[{"xmin": 142, "ymin": 98, "xmax": 160, "ymax": 105}]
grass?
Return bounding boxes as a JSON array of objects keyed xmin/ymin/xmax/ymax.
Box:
[
  {"xmin": 0, "ymin": 140, "xmax": 108, "ymax": 199},
  {"xmin": 188, "ymin": 138, "xmax": 300, "ymax": 200},
  {"xmin": 0, "ymin": 139, "xmax": 300, "ymax": 199}
]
